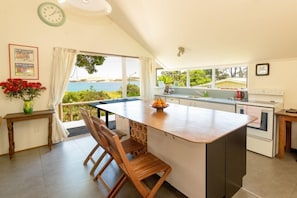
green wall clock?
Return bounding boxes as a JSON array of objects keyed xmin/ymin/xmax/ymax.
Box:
[{"xmin": 37, "ymin": 2, "xmax": 66, "ymax": 27}]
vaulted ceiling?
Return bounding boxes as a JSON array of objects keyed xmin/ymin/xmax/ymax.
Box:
[{"xmin": 107, "ymin": 0, "xmax": 297, "ymax": 69}]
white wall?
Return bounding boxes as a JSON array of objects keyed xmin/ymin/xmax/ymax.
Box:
[
  {"xmin": 248, "ymin": 58, "xmax": 297, "ymax": 109},
  {"xmin": 0, "ymin": 0, "xmax": 151, "ymax": 155}
]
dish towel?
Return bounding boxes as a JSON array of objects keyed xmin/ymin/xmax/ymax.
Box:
[{"xmin": 244, "ymin": 106, "xmax": 262, "ymax": 128}]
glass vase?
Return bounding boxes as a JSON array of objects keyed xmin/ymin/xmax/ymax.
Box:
[{"xmin": 23, "ymin": 100, "xmax": 33, "ymax": 114}]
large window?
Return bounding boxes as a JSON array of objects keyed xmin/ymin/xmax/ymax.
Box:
[
  {"xmin": 156, "ymin": 69, "xmax": 187, "ymax": 87},
  {"xmin": 156, "ymin": 66, "xmax": 247, "ymax": 89},
  {"xmin": 62, "ymin": 54, "xmax": 141, "ymax": 122},
  {"xmin": 125, "ymin": 57, "xmax": 141, "ymax": 97},
  {"xmin": 214, "ymin": 67, "xmax": 247, "ymax": 89},
  {"xmin": 67, "ymin": 55, "xmax": 140, "ymax": 100},
  {"xmin": 189, "ymin": 69, "xmax": 212, "ymax": 88}
]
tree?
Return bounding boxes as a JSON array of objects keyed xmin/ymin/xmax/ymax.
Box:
[
  {"xmin": 216, "ymin": 67, "xmax": 247, "ymax": 79},
  {"xmin": 75, "ymin": 54, "xmax": 105, "ymax": 74},
  {"xmin": 189, "ymin": 70, "xmax": 211, "ymax": 86},
  {"xmin": 215, "ymin": 69, "xmax": 229, "ymax": 80},
  {"xmin": 62, "ymin": 88, "xmax": 111, "ymax": 103},
  {"xmin": 127, "ymin": 84, "xmax": 140, "ymax": 96},
  {"xmin": 157, "ymin": 70, "xmax": 187, "ymax": 85},
  {"xmin": 158, "ymin": 75, "xmax": 174, "ymax": 84},
  {"xmin": 78, "ymin": 86, "xmax": 110, "ymax": 101}
]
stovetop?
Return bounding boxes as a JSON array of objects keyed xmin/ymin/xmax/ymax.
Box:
[
  {"xmin": 236, "ymin": 100, "xmax": 283, "ymax": 109},
  {"xmin": 236, "ymin": 89, "xmax": 284, "ymax": 109},
  {"xmin": 247, "ymin": 100, "xmax": 278, "ymax": 105}
]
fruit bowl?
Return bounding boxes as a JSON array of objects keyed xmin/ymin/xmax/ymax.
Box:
[
  {"xmin": 152, "ymin": 98, "xmax": 168, "ymax": 112},
  {"xmin": 151, "ymin": 104, "xmax": 169, "ymax": 112}
]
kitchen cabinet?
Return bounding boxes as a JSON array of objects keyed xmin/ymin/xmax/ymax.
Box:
[
  {"xmin": 154, "ymin": 95, "xmax": 180, "ymax": 104},
  {"xmin": 154, "ymin": 95, "xmax": 179, "ymax": 104},
  {"xmin": 155, "ymin": 94, "xmax": 235, "ymax": 112},
  {"xmin": 195, "ymin": 101, "xmax": 235, "ymax": 112},
  {"xmin": 165, "ymin": 97, "xmax": 180, "ymax": 104},
  {"xmin": 179, "ymin": 98, "xmax": 195, "ymax": 106},
  {"xmin": 179, "ymin": 98, "xmax": 235, "ymax": 112}
]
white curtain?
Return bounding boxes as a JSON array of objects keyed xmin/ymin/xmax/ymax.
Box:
[
  {"xmin": 140, "ymin": 57, "xmax": 154, "ymax": 101},
  {"xmin": 48, "ymin": 47, "xmax": 77, "ymax": 143}
]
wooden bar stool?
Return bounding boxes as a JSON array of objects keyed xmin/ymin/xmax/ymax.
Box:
[
  {"xmin": 80, "ymin": 108, "xmax": 127, "ymax": 176},
  {"xmin": 91, "ymin": 115, "xmax": 146, "ymax": 192},
  {"xmin": 99, "ymin": 124, "xmax": 172, "ymax": 198}
]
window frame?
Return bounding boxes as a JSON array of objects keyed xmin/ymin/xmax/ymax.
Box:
[{"xmin": 156, "ymin": 65, "xmax": 248, "ymax": 90}]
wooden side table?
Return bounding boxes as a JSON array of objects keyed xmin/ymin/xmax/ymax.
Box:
[
  {"xmin": 4, "ymin": 109, "xmax": 55, "ymax": 159},
  {"xmin": 275, "ymin": 109, "xmax": 297, "ymax": 159}
]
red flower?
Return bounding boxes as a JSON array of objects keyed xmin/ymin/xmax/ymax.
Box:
[{"xmin": 0, "ymin": 78, "xmax": 46, "ymax": 100}]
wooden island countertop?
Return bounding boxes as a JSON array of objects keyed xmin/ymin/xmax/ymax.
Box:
[{"xmin": 96, "ymin": 100, "xmax": 255, "ymax": 143}]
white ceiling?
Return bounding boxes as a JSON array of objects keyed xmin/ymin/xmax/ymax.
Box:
[{"xmin": 107, "ymin": 0, "xmax": 297, "ymax": 69}]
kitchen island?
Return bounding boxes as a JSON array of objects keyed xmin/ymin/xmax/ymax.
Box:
[{"xmin": 95, "ymin": 100, "xmax": 255, "ymax": 198}]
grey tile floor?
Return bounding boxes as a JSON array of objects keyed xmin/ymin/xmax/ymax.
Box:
[{"xmin": 0, "ymin": 134, "xmax": 297, "ymax": 198}]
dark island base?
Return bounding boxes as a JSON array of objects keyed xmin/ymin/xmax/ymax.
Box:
[{"xmin": 207, "ymin": 126, "xmax": 246, "ymax": 198}]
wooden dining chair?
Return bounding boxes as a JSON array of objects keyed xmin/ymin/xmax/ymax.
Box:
[
  {"xmin": 99, "ymin": 124, "xmax": 172, "ymax": 198},
  {"xmin": 91, "ymin": 115, "xmax": 146, "ymax": 191},
  {"xmin": 80, "ymin": 108, "xmax": 127, "ymax": 176}
]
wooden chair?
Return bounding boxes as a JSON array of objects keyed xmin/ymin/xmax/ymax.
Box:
[
  {"xmin": 91, "ymin": 115, "xmax": 146, "ymax": 191},
  {"xmin": 99, "ymin": 124, "xmax": 172, "ymax": 198},
  {"xmin": 80, "ymin": 108, "xmax": 126, "ymax": 176}
]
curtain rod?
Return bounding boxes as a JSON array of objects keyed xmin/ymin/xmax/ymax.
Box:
[{"xmin": 79, "ymin": 50, "xmax": 139, "ymax": 59}]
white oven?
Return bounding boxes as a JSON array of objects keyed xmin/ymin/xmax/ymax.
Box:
[
  {"xmin": 235, "ymin": 89, "xmax": 284, "ymax": 157},
  {"xmin": 236, "ymin": 104, "xmax": 274, "ymax": 140}
]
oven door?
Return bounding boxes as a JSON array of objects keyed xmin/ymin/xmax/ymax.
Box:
[{"xmin": 236, "ymin": 104, "xmax": 274, "ymax": 140}]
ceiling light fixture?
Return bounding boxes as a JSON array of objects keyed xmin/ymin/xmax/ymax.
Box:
[
  {"xmin": 177, "ymin": 47, "xmax": 185, "ymax": 57},
  {"xmin": 58, "ymin": 0, "xmax": 112, "ymax": 15}
]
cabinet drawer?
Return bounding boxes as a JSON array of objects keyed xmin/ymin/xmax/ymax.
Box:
[{"xmin": 165, "ymin": 97, "xmax": 180, "ymax": 104}]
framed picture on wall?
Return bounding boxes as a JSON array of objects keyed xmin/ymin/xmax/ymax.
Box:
[
  {"xmin": 9, "ymin": 44, "xmax": 39, "ymax": 80},
  {"xmin": 256, "ymin": 63, "xmax": 269, "ymax": 76}
]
